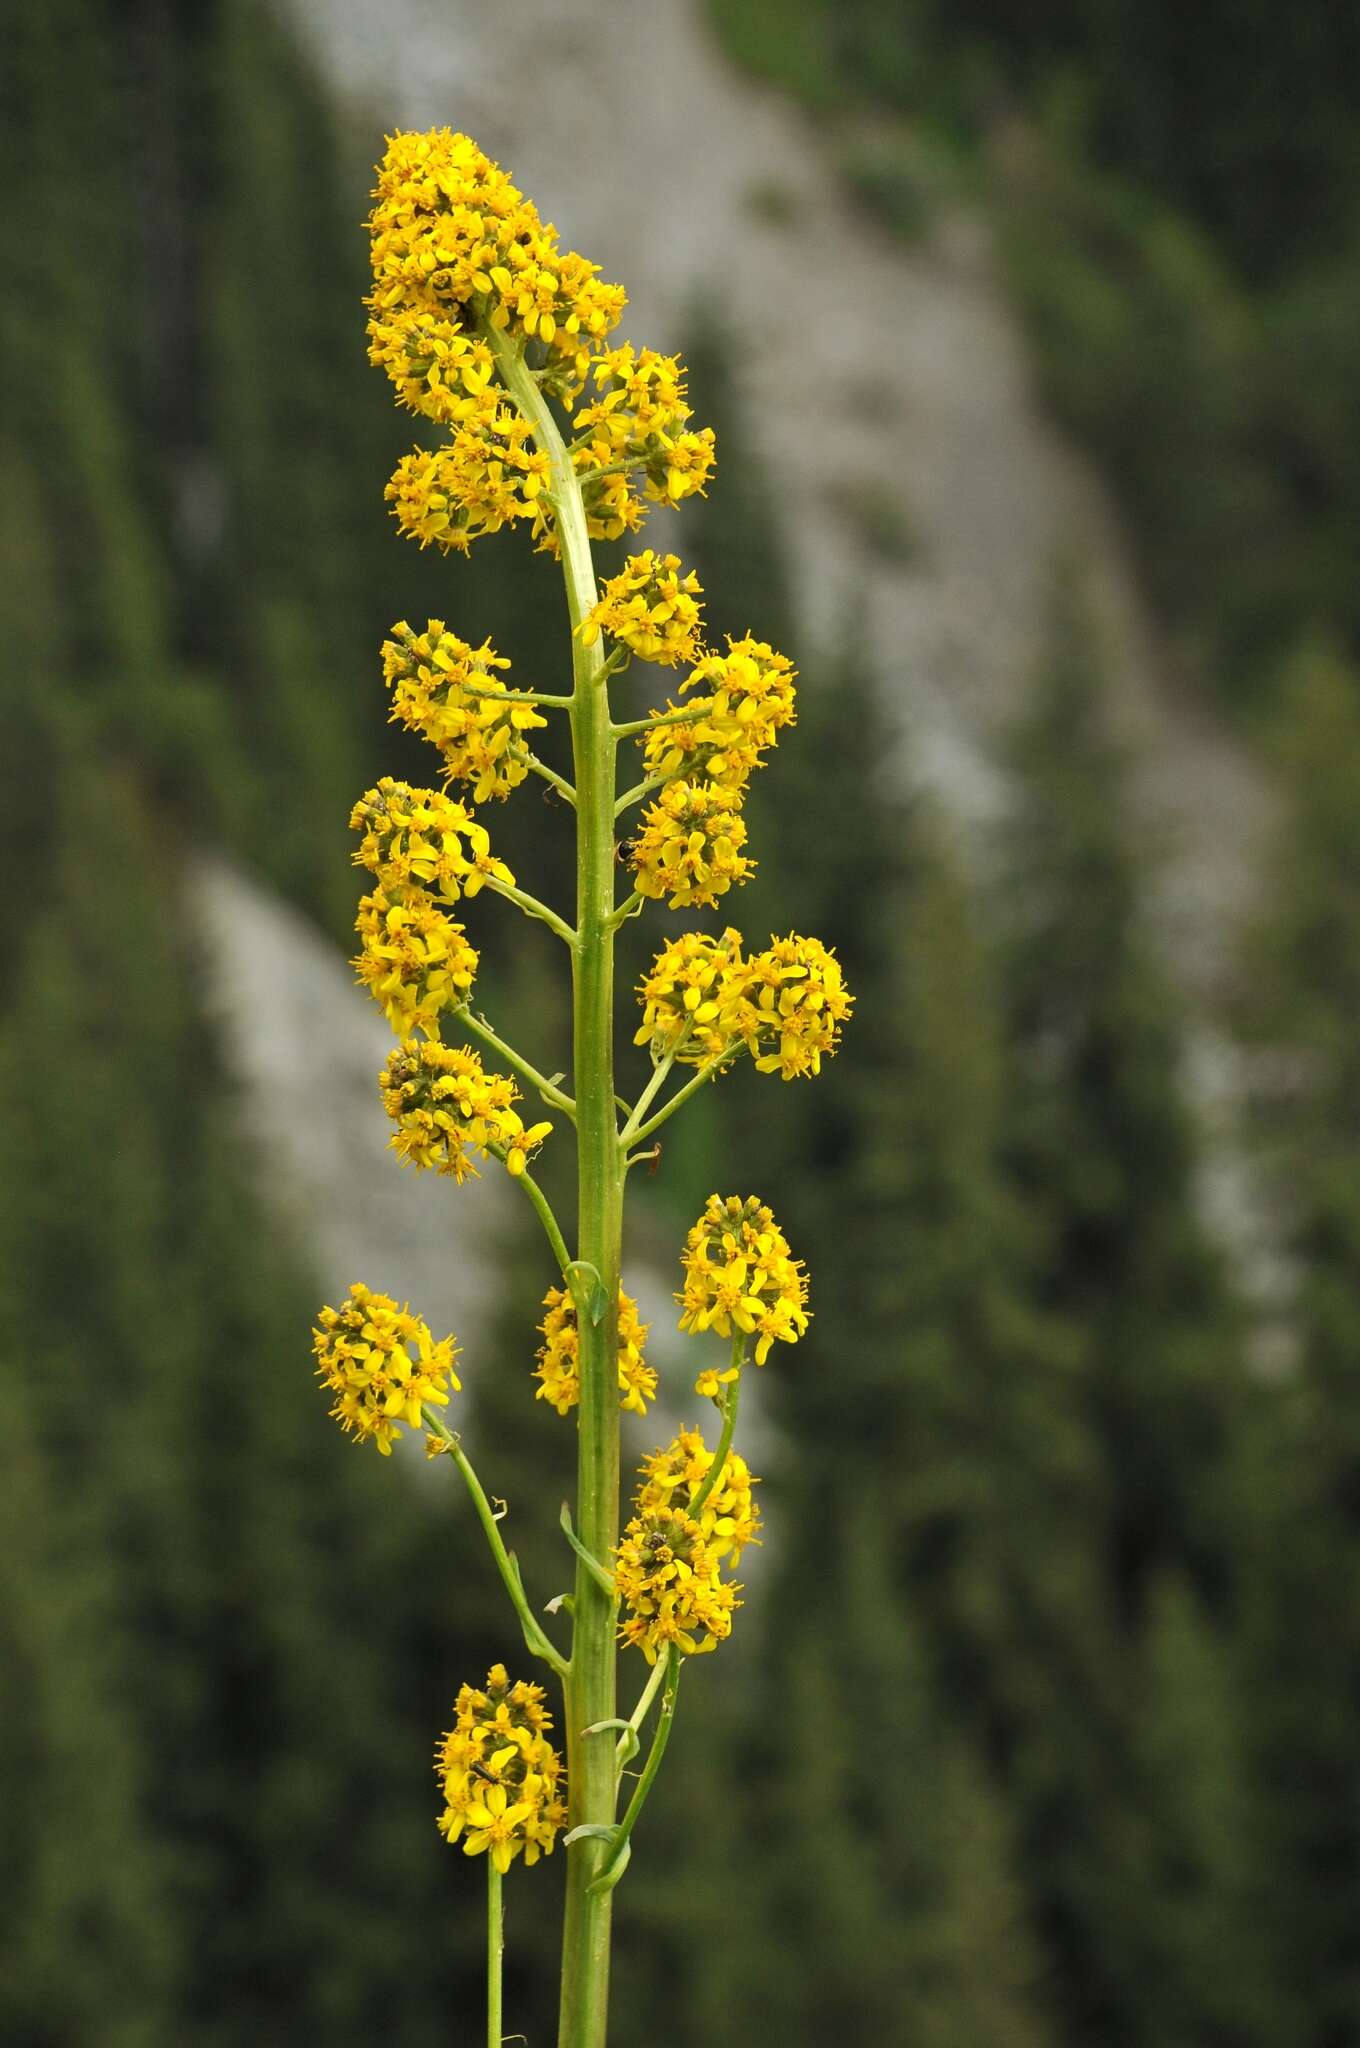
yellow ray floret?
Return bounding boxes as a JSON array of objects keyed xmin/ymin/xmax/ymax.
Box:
[{"xmin": 313, "ymin": 1281, "xmax": 460, "ymax": 1454}]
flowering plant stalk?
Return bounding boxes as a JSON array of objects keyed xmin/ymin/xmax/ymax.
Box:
[{"xmin": 312, "ymin": 131, "xmax": 852, "ymax": 2047}]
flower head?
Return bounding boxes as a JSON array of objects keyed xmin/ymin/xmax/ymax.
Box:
[
  {"xmin": 637, "ymin": 1426, "xmax": 761, "ymax": 1565},
  {"xmin": 436, "ymin": 1663, "xmax": 566, "ymax": 1872},
  {"xmin": 313, "ymin": 1282, "xmax": 460, "ymax": 1454},
  {"xmin": 634, "ymin": 928, "xmax": 748, "ymax": 1067},
  {"xmin": 534, "ymin": 1286, "xmax": 655, "ymax": 1418},
  {"xmin": 350, "ymin": 777, "xmax": 513, "ymax": 902},
  {"xmin": 570, "ymin": 345, "xmax": 715, "ymax": 539},
  {"xmin": 734, "ymin": 933, "xmax": 854, "ymax": 1079},
  {"xmin": 630, "ymin": 781, "xmax": 753, "ymax": 909},
  {"xmin": 580, "ymin": 552, "xmax": 704, "ymax": 668},
  {"xmin": 353, "ymin": 889, "xmax": 479, "ymax": 1036},
  {"xmin": 615, "ymin": 1503, "xmax": 738, "ymax": 1663},
  {"xmin": 380, "ymin": 1039, "xmax": 552, "ymax": 1180},
  {"xmin": 641, "ymin": 636, "xmax": 797, "ymax": 794},
  {"xmin": 678, "ymin": 1193, "xmax": 809, "ymax": 1365},
  {"xmin": 381, "ymin": 620, "xmax": 546, "ymax": 801},
  {"xmin": 385, "ymin": 412, "xmax": 549, "ymax": 554}
]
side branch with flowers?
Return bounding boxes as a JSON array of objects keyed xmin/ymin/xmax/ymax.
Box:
[{"xmin": 310, "ymin": 129, "xmax": 852, "ymax": 2048}]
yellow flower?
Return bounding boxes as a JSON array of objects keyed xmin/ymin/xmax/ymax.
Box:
[
  {"xmin": 385, "ymin": 408, "xmax": 551, "ymax": 554},
  {"xmin": 381, "ymin": 620, "xmax": 546, "ymax": 802},
  {"xmin": 313, "ymin": 1281, "xmax": 460, "ymax": 1454},
  {"xmin": 534, "ymin": 1286, "xmax": 656, "ymax": 1417},
  {"xmin": 636, "ymin": 1427, "xmax": 761, "ymax": 1565},
  {"xmin": 436, "ymin": 1664, "xmax": 565, "ymax": 1871},
  {"xmin": 677, "ymin": 1193, "xmax": 809, "ymax": 1365},
  {"xmin": 640, "ymin": 635, "xmax": 798, "ymax": 794},
  {"xmin": 367, "ymin": 307, "xmax": 497, "ymax": 426},
  {"xmin": 353, "ymin": 889, "xmax": 479, "ymax": 1037},
  {"xmin": 634, "ymin": 928, "xmax": 749, "ymax": 1068},
  {"xmin": 349, "ymin": 777, "xmax": 514, "ymax": 902},
  {"xmin": 734, "ymin": 932, "xmax": 854, "ymax": 1079},
  {"xmin": 368, "ymin": 129, "xmax": 624, "ymax": 395},
  {"xmin": 379, "ymin": 1039, "xmax": 552, "ymax": 1181},
  {"xmin": 615, "ymin": 1503, "xmax": 739, "ymax": 1662},
  {"xmin": 570, "ymin": 344, "xmax": 716, "ymax": 539},
  {"xmin": 579, "ymin": 552, "xmax": 704, "ymax": 667},
  {"xmin": 630, "ymin": 782, "xmax": 753, "ymax": 909}
]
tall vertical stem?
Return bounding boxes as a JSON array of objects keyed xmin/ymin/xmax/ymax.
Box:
[
  {"xmin": 490, "ymin": 331, "xmax": 621, "ymax": 2048},
  {"xmin": 487, "ymin": 1861, "xmax": 504, "ymax": 2048}
]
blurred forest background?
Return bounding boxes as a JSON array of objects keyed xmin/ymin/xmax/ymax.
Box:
[{"xmin": 4, "ymin": 1, "xmax": 1360, "ymax": 2043}]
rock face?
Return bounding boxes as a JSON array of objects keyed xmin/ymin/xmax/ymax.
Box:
[
  {"xmin": 189, "ymin": 854, "xmax": 508, "ymax": 1341},
  {"xmin": 290, "ymin": 0, "xmax": 1271, "ymax": 1001}
]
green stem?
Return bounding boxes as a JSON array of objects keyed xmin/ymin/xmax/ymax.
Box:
[
  {"xmin": 488, "ymin": 322, "xmax": 622, "ymax": 2048},
  {"xmin": 513, "ymin": 1169, "xmax": 574, "ymax": 1281},
  {"xmin": 454, "ymin": 1007, "xmax": 576, "ymax": 1118},
  {"xmin": 618, "ymin": 1652, "xmax": 669, "ymax": 1765},
  {"xmin": 625, "ymin": 1051, "xmax": 733, "ymax": 1150},
  {"xmin": 688, "ymin": 1352, "xmax": 743, "ymax": 1519},
  {"xmin": 486, "ymin": 875, "xmax": 578, "ymax": 949},
  {"xmin": 589, "ymin": 1647, "xmax": 681, "ymax": 1896},
  {"xmin": 525, "ymin": 752, "xmax": 578, "ymax": 806},
  {"xmin": 614, "ymin": 774, "xmax": 665, "ymax": 818},
  {"xmin": 610, "ymin": 707, "xmax": 696, "ymax": 740},
  {"xmin": 487, "ymin": 1861, "xmax": 503, "ymax": 2048},
  {"xmin": 425, "ymin": 1409, "xmax": 569, "ymax": 1679}
]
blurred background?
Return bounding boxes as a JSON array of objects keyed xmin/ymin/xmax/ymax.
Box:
[{"xmin": 4, "ymin": 0, "xmax": 1360, "ymax": 2041}]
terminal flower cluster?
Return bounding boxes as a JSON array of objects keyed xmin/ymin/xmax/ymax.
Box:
[
  {"xmin": 534, "ymin": 1285, "xmax": 656, "ymax": 1418},
  {"xmin": 313, "ymin": 1282, "xmax": 460, "ymax": 1455},
  {"xmin": 678, "ymin": 1194, "xmax": 809, "ymax": 1366},
  {"xmin": 436, "ymin": 1664, "xmax": 566, "ymax": 1873},
  {"xmin": 382, "ymin": 619, "xmax": 547, "ymax": 801},
  {"xmin": 380, "ymin": 1040, "xmax": 552, "ymax": 1180}
]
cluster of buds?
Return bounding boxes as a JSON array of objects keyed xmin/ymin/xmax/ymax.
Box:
[
  {"xmin": 534, "ymin": 1285, "xmax": 656, "ymax": 1417},
  {"xmin": 436, "ymin": 1665, "xmax": 566, "ymax": 1872},
  {"xmin": 312, "ymin": 1283, "xmax": 460, "ymax": 1456}
]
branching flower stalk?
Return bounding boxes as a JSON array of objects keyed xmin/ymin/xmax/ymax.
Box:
[{"xmin": 310, "ymin": 130, "xmax": 853, "ymax": 2047}]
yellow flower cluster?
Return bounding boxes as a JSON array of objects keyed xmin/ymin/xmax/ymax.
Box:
[
  {"xmin": 615, "ymin": 1503, "xmax": 738, "ymax": 1664},
  {"xmin": 572, "ymin": 346, "xmax": 716, "ymax": 538},
  {"xmin": 313, "ymin": 1282, "xmax": 460, "ymax": 1455},
  {"xmin": 382, "ymin": 619, "xmax": 546, "ymax": 801},
  {"xmin": 579, "ymin": 551, "xmax": 704, "ymax": 668},
  {"xmin": 368, "ymin": 129, "xmax": 625, "ymax": 396},
  {"xmin": 636, "ymin": 1428, "xmax": 761, "ymax": 1564},
  {"xmin": 367, "ymin": 309, "xmax": 497, "ymax": 426},
  {"xmin": 354, "ymin": 889, "xmax": 479, "ymax": 1037},
  {"xmin": 640, "ymin": 636, "xmax": 798, "ymax": 794},
  {"xmin": 384, "ymin": 420, "xmax": 549, "ymax": 555},
  {"xmin": 435, "ymin": 1664, "xmax": 566, "ymax": 1873},
  {"xmin": 634, "ymin": 929, "xmax": 853, "ymax": 1078},
  {"xmin": 677, "ymin": 1194, "xmax": 809, "ymax": 1365},
  {"xmin": 633, "ymin": 928, "xmax": 747, "ymax": 1068},
  {"xmin": 533, "ymin": 1287, "xmax": 656, "ymax": 1418},
  {"xmin": 350, "ymin": 777, "xmax": 514, "ymax": 903},
  {"xmin": 630, "ymin": 782, "xmax": 753, "ymax": 909},
  {"xmin": 380, "ymin": 1039, "xmax": 552, "ymax": 1180}
]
